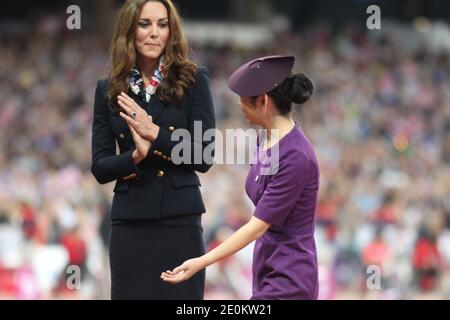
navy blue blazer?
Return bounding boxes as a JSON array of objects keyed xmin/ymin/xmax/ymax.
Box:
[{"xmin": 91, "ymin": 66, "xmax": 215, "ymax": 220}]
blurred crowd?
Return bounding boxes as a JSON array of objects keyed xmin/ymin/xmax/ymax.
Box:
[{"xmin": 0, "ymin": 17, "xmax": 449, "ymax": 299}]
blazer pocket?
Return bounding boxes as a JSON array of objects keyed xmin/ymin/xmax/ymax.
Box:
[
  {"xmin": 113, "ymin": 180, "xmax": 130, "ymax": 193},
  {"xmin": 169, "ymin": 169, "xmax": 201, "ymax": 188}
]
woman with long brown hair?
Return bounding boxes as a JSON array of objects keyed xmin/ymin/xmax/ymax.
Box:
[{"xmin": 91, "ymin": 0, "xmax": 215, "ymax": 299}]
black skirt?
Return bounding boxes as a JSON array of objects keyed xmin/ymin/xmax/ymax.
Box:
[{"xmin": 109, "ymin": 214, "xmax": 205, "ymax": 300}]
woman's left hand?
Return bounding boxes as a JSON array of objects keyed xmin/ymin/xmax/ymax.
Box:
[{"xmin": 118, "ymin": 92, "xmax": 160, "ymax": 142}]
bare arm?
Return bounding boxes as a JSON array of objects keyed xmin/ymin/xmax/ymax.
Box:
[{"xmin": 161, "ymin": 216, "xmax": 270, "ymax": 284}]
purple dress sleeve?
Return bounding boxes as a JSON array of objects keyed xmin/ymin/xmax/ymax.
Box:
[{"xmin": 254, "ymin": 149, "xmax": 311, "ymax": 226}]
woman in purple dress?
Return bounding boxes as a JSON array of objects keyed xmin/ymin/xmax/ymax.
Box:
[{"xmin": 161, "ymin": 55, "xmax": 320, "ymax": 300}]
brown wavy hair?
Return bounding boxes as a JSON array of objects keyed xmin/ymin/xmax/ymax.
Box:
[{"xmin": 107, "ymin": 0, "xmax": 197, "ymax": 112}]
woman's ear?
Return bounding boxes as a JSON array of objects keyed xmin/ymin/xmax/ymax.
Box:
[
  {"xmin": 260, "ymin": 94, "xmax": 270, "ymax": 113},
  {"xmin": 261, "ymin": 94, "xmax": 268, "ymax": 107}
]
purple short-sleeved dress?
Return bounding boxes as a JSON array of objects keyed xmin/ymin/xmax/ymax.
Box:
[{"xmin": 245, "ymin": 124, "xmax": 320, "ymax": 300}]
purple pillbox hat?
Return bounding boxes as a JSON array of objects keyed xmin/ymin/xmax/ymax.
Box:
[{"xmin": 228, "ymin": 55, "xmax": 295, "ymax": 97}]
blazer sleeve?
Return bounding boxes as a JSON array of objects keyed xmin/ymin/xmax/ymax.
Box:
[
  {"xmin": 91, "ymin": 79, "xmax": 143, "ymax": 184},
  {"xmin": 149, "ymin": 66, "xmax": 216, "ymax": 173}
]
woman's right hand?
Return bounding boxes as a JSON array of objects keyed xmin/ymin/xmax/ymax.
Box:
[
  {"xmin": 160, "ymin": 257, "xmax": 205, "ymax": 284},
  {"xmin": 129, "ymin": 124, "xmax": 151, "ymax": 164}
]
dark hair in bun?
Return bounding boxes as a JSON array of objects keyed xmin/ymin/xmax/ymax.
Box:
[{"xmin": 267, "ymin": 73, "xmax": 314, "ymax": 115}]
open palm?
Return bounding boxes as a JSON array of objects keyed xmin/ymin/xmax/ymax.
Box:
[{"xmin": 160, "ymin": 258, "xmax": 204, "ymax": 284}]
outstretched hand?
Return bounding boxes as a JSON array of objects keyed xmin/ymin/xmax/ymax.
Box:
[{"xmin": 161, "ymin": 258, "xmax": 204, "ymax": 284}]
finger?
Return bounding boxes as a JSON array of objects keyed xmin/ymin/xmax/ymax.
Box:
[
  {"xmin": 119, "ymin": 92, "xmax": 133, "ymax": 101},
  {"xmin": 162, "ymin": 275, "xmax": 182, "ymax": 284},
  {"xmin": 118, "ymin": 93, "xmax": 135, "ymax": 108},
  {"xmin": 120, "ymin": 92, "xmax": 141, "ymax": 110},
  {"xmin": 117, "ymin": 97, "xmax": 136, "ymax": 115},
  {"xmin": 161, "ymin": 273, "xmax": 174, "ymax": 281},
  {"xmin": 129, "ymin": 125, "xmax": 138, "ymax": 135},
  {"xmin": 119, "ymin": 112, "xmax": 138, "ymax": 127},
  {"xmin": 117, "ymin": 94, "xmax": 132, "ymax": 106},
  {"xmin": 120, "ymin": 92, "xmax": 133, "ymax": 101},
  {"xmin": 117, "ymin": 99, "xmax": 134, "ymax": 115},
  {"xmin": 163, "ymin": 279, "xmax": 179, "ymax": 284},
  {"xmin": 162, "ymin": 273, "xmax": 175, "ymax": 279},
  {"xmin": 120, "ymin": 93, "xmax": 149, "ymax": 117},
  {"xmin": 118, "ymin": 97, "xmax": 141, "ymax": 119},
  {"xmin": 128, "ymin": 126, "xmax": 139, "ymax": 141}
]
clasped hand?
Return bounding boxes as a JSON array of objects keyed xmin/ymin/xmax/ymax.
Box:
[{"xmin": 117, "ymin": 92, "xmax": 160, "ymax": 159}]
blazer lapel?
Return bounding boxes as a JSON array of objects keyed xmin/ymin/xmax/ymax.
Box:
[{"xmin": 147, "ymin": 96, "xmax": 166, "ymax": 122}]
